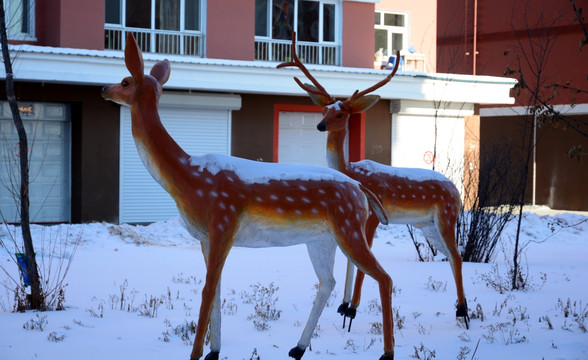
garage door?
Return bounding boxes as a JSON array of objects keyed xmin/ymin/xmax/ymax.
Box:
[
  {"xmin": 119, "ymin": 93, "xmax": 240, "ymax": 223},
  {"xmin": 0, "ymin": 102, "xmax": 71, "ymax": 223},
  {"xmin": 391, "ymin": 100, "xmax": 468, "ymax": 188},
  {"xmin": 278, "ymin": 111, "xmax": 328, "ymax": 166}
]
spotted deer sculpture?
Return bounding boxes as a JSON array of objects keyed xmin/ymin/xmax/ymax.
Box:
[
  {"xmin": 278, "ymin": 33, "xmax": 469, "ymax": 331},
  {"xmin": 102, "ymin": 33, "xmax": 399, "ymax": 360}
]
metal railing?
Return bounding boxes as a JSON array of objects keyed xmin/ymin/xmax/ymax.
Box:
[
  {"xmin": 255, "ymin": 38, "xmax": 340, "ymax": 65},
  {"xmin": 105, "ymin": 26, "xmax": 204, "ymax": 57}
]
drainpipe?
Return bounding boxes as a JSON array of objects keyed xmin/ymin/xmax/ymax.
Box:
[{"xmin": 473, "ymin": 0, "xmax": 478, "ymax": 75}]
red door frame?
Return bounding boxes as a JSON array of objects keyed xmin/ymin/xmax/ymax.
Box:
[{"xmin": 273, "ymin": 104, "xmax": 365, "ymax": 163}]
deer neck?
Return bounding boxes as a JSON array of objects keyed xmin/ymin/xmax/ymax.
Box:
[
  {"xmin": 130, "ymin": 100, "xmax": 191, "ymax": 192},
  {"xmin": 326, "ymin": 128, "xmax": 351, "ymax": 174}
]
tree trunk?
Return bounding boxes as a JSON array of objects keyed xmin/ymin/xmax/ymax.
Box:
[{"xmin": 0, "ymin": 0, "xmax": 43, "ymax": 309}]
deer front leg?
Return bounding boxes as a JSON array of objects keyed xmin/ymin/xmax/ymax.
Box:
[
  {"xmin": 289, "ymin": 240, "xmax": 337, "ymax": 360},
  {"xmin": 190, "ymin": 233, "xmax": 234, "ymax": 360}
]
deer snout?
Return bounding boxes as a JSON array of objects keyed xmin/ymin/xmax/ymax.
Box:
[{"xmin": 317, "ymin": 122, "xmax": 327, "ymax": 132}]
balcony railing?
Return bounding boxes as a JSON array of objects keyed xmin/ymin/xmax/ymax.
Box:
[
  {"xmin": 255, "ymin": 38, "xmax": 340, "ymax": 66},
  {"xmin": 105, "ymin": 25, "xmax": 204, "ymax": 56}
]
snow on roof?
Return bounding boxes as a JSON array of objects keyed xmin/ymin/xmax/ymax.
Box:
[{"xmin": 1, "ymin": 43, "xmax": 517, "ymax": 105}]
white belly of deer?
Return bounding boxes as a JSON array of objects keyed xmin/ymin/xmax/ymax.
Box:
[{"xmin": 234, "ymin": 215, "xmax": 332, "ymax": 248}]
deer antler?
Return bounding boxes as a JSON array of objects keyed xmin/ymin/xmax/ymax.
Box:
[
  {"xmin": 277, "ymin": 32, "xmax": 336, "ymax": 104},
  {"xmin": 346, "ymin": 50, "xmax": 401, "ymax": 105}
]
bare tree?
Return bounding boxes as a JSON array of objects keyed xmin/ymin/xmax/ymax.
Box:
[{"xmin": 0, "ymin": 0, "xmax": 43, "ymax": 309}]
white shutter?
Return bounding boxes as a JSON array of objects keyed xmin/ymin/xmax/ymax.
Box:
[
  {"xmin": 391, "ymin": 105, "xmax": 466, "ymax": 188},
  {"xmin": 278, "ymin": 111, "xmax": 328, "ymax": 166},
  {"xmin": 119, "ymin": 94, "xmax": 238, "ymax": 223}
]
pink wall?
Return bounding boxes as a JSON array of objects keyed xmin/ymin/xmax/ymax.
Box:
[
  {"xmin": 207, "ymin": 0, "xmax": 255, "ymax": 61},
  {"xmin": 342, "ymin": 1, "xmax": 375, "ymax": 68},
  {"xmin": 376, "ymin": 0, "xmax": 437, "ymax": 72},
  {"xmin": 36, "ymin": 0, "xmax": 104, "ymax": 50}
]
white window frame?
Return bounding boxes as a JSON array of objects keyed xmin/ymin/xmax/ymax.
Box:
[
  {"xmin": 4, "ymin": 0, "xmax": 35, "ymax": 41},
  {"xmin": 104, "ymin": 0, "xmax": 206, "ymax": 56},
  {"xmin": 374, "ymin": 10, "xmax": 409, "ymax": 57},
  {"xmin": 256, "ymin": 0, "xmax": 340, "ymax": 44}
]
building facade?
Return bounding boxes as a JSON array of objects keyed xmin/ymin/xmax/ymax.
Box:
[
  {"xmin": 1, "ymin": 0, "xmax": 514, "ymax": 224},
  {"xmin": 437, "ymin": 0, "xmax": 588, "ymax": 211}
]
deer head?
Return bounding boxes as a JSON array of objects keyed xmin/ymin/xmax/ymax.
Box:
[
  {"xmin": 102, "ymin": 33, "xmax": 171, "ymax": 106},
  {"xmin": 277, "ymin": 32, "xmax": 400, "ymax": 133}
]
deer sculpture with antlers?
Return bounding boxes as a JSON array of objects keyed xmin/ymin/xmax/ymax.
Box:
[
  {"xmin": 102, "ymin": 33, "xmax": 400, "ymax": 360},
  {"xmin": 278, "ymin": 33, "xmax": 469, "ymax": 331}
]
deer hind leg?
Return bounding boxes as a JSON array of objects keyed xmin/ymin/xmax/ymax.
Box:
[
  {"xmin": 191, "ymin": 232, "xmax": 234, "ymax": 360},
  {"xmin": 420, "ymin": 220, "xmax": 468, "ymax": 327},
  {"xmin": 339, "ymin": 233, "xmax": 395, "ymax": 359},
  {"xmin": 340, "ymin": 215, "xmax": 380, "ymax": 329},
  {"xmin": 289, "ymin": 240, "xmax": 337, "ymax": 360}
]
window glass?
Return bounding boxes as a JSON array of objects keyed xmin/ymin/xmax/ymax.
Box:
[
  {"xmin": 375, "ymin": 28, "xmax": 387, "ymax": 55},
  {"xmin": 384, "ymin": 13, "xmax": 404, "ymax": 27},
  {"xmin": 297, "ymin": 0, "xmax": 319, "ymax": 42},
  {"xmin": 105, "ymin": 0, "xmax": 121, "ymax": 24},
  {"xmin": 323, "ymin": 3, "xmax": 335, "ymax": 42},
  {"xmin": 255, "ymin": 0, "xmax": 268, "ymax": 36},
  {"xmin": 185, "ymin": 0, "xmax": 200, "ymax": 31},
  {"xmin": 156, "ymin": 0, "xmax": 180, "ymax": 30},
  {"xmin": 126, "ymin": 0, "xmax": 151, "ymax": 28},
  {"xmin": 272, "ymin": 0, "xmax": 294, "ymax": 40},
  {"xmin": 392, "ymin": 33, "xmax": 403, "ymax": 53}
]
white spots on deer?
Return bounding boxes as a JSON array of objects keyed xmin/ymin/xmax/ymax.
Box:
[
  {"xmin": 299, "ymin": 185, "xmax": 308, "ymax": 192},
  {"xmin": 219, "ymin": 202, "xmax": 226, "ymax": 210},
  {"xmin": 196, "ymin": 189, "xmax": 204, "ymax": 197},
  {"xmin": 338, "ymin": 205, "xmax": 345, "ymax": 214},
  {"xmin": 335, "ymin": 191, "xmax": 342, "ymax": 199},
  {"xmin": 221, "ymin": 191, "xmax": 229, "ymax": 198},
  {"xmin": 286, "ymin": 196, "xmax": 295, "ymax": 202},
  {"xmin": 301, "ymin": 197, "xmax": 311, "ymax": 204},
  {"xmin": 311, "ymin": 208, "xmax": 319, "ymax": 214},
  {"xmin": 255, "ymin": 196, "xmax": 263, "ymax": 203},
  {"xmin": 205, "ymin": 178, "xmax": 213, "ymax": 185},
  {"xmin": 229, "ymin": 204, "xmax": 236, "ymax": 212},
  {"xmin": 318, "ymin": 189, "xmax": 326, "ymax": 195},
  {"xmin": 211, "ymin": 191, "xmax": 218, "ymax": 198},
  {"xmin": 294, "ymin": 209, "xmax": 302, "ymax": 215},
  {"xmin": 276, "ymin": 207, "xmax": 284, "ymax": 214},
  {"xmin": 270, "ymin": 194, "xmax": 279, "ymax": 201},
  {"xmin": 320, "ymin": 201, "xmax": 327, "ymax": 207}
]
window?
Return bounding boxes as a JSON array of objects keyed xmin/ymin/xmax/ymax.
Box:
[
  {"xmin": 4, "ymin": 0, "xmax": 35, "ymax": 40},
  {"xmin": 104, "ymin": 0, "xmax": 203, "ymax": 56},
  {"xmin": 255, "ymin": 0, "xmax": 339, "ymax": 65},
  {"xmin": 374, "ymin": 11, "xmax": 407, "ymax": 58}
]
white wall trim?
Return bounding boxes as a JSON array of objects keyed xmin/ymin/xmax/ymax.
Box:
[{"xmin": 481, "ymin": 103, "xmax": 588, "ymax": 117}]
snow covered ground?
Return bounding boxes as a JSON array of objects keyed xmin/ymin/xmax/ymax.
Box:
[{"xmin": 0, "ymin": 208, "xmax": 586, "ymax": 360}]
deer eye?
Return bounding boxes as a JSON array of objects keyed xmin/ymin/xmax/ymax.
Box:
[
  {"xmin": 337, "ymin": 114, "xmax": 343, "ymax": 118},
  {"xmin": 121, "ymin": 80, "xmax": 129, "ymax": 87}
]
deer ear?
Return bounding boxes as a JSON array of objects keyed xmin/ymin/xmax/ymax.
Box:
[
  {"xmin": 124, "ymin": 33, "xmax": 144, "ymax": 82},
  {"xmin": 349, "ymin": 95, "xmax": 380, "ymax": 114},
  {"xmin": 150, "ymin": 60, "xmax": 171, "ymax": 85},
  {"xmin": 303, "ymin": 83, "xmax": 332, "ymax": 107}
]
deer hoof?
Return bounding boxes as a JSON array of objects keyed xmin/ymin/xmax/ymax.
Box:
[
  {"xmin": 379, "ymin": 351, "xmax": 394, "ymax": 360},
  {"xmin": 345, "ymin": 306, "xmax": 357, "ymax": 319},
  {"xmin": 288, "ymin": 345, "xmax": 306, "ymax": 360},
  {"xmin": 204, "ymin": 351, "xmax": 219, "ymax": 360},
  {"xmin": 337, "ymin": 302, "xmax": 349, "ymax": 316}
]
